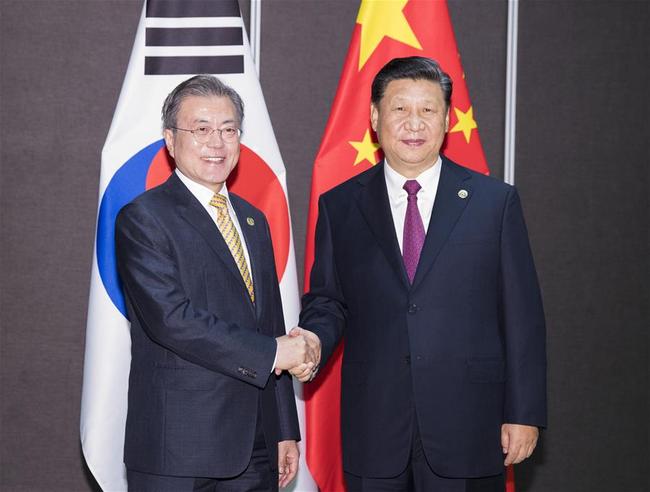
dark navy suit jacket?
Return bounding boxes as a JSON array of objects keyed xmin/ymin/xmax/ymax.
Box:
[
  {"xmin": 301, "ymin": 157, "xmax": 546, "ymax": 478},
  {"xmin": 115, "ymin": 173, "xmax": 299, "ymax": 478}
]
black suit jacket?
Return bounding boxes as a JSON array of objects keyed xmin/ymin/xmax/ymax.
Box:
[
  {"xmin": 115, "ymin": 173, "xmax": 299, "ymax": 478},
  {"xmin": 301, "ymin": 157, "xmax": 546, "ymax": 478}
]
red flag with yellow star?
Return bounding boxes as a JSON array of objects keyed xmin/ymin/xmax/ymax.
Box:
[{"xmin": 304, "ymin": 1, "xmax": 514, "ymax": 491}]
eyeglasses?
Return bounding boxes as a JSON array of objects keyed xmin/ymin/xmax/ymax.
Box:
[{"xmin": 172, "ymin": 126, "xmax": 241, "ymax": 144}]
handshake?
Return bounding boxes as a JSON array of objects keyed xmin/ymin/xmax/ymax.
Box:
[{"xmin": 275, "ymin": 327, "xmax": 321, "ymax": 382}]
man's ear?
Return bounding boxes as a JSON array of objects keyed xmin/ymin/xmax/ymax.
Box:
[
  {"xmin": 163, "ymin": 128, "xmax": 175, "ymax": 158},
  {"xmin": 444, "ymin": 107, "xmax": 450, "ymax": 132},
  {"xmin": 370, "ymin": 103, "xmax": 379, "ymax": 132}
]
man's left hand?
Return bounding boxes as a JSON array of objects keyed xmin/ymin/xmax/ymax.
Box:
[
  {"xmin": 501, "ymin": 423, "xmax": 539, "ymax": 465},
  {"xmin": 278, "ymin": 440, "xmax": 299, "ymax": 488}
]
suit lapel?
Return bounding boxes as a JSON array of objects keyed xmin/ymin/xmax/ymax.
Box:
[
  {"xmin": 166, "ymin": 175, "xmax": 256, "ymax": 315},
  {"xmin": 355, "ymin": 163, "xmax": 410, "ymax": 289},
  {"xmin": 230, "ymin": 195, "xmax": 263, "ymax": 318},
  {"xmin": 411, "ymin": 158, "xmax": 472, "ymax": 291}
]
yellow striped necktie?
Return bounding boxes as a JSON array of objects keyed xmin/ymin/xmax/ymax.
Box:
[{"xmin": 209, "ymin": 193, "xmax": 255, "ymax": 303}]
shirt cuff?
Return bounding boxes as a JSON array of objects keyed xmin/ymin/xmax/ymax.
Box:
[{"xmin": 271, "ymin": 339, "xmax": 278, "ymax": 373}]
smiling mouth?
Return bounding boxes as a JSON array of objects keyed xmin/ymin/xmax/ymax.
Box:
[
  {"xmin": 202, "ymin": 156, "xmax": 225, "ymax": 162},
  {"xmin": 401, "ymin": 139, "xmax": 425, "ymax": 146}
]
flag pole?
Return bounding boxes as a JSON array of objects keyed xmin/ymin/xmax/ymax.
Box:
[
  {"xmin": 250, "ymin": 0, "xmax": 262, "ymax": 76},
  {"xmin": 504, "ymin": 4, "xmax": 520, "ymax": 489},
  {"xmin": 504, "ymin": 0, "xmax": 519, "ymax": 185}
]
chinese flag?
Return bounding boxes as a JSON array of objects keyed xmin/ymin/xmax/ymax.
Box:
[{"xmin": 303, "ymin": 1, "xmax": 515, "ymax": 491}]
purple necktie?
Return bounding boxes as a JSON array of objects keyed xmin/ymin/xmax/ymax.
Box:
[{"xmin": 403, "ymin": 180, "xmax": 425, "ymax": 284}]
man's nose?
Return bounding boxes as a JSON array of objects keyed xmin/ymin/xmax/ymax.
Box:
[
  {"xmin": 405, "ymin": 112, "xmax": 424, "ymax": 131},
  {"xmin": 206, "ymin": 130, "xmax": 225, "ymax": 147}
]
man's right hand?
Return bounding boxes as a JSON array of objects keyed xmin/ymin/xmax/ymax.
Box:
[{"xmin": 275, "ymin": 327, "xmax": 321, "ymax": 381}]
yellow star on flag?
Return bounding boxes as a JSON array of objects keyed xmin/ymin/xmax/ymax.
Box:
[
  {"xmin": 356, "ymin": 0, "xmax": 422, "ymax": 70},
  {"xmin": 349, "ymin": 129, "xmax": 380, "ymax": 166},
  {"xmin": 450, "ymin": 106, "xmax": 477, "ymax": 143}
]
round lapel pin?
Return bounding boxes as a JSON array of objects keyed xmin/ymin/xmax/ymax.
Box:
[
  {"xmin": 246, "ymin": 217, "xmax": 255, "ymax": 226},
  {"xmin": 458, "ymin": 189, "xmax": 468, "ymax": 199}
]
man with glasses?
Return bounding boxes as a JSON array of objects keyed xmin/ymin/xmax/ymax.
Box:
[{"xmin": 115, "ymin": 75, "xmax": 318, "ymax": 491}]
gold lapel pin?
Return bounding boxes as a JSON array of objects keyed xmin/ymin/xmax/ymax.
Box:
[
  {"xmin": 458, "ymin": 189, "xmax": 469, "ymax": 199},
  {"xmin": 246, "ymin": 217, "xmax": 255, "ymax": 226}
]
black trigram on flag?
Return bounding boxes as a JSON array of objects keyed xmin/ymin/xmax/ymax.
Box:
[{"xmin": 144, "ymin": 0, "xmax": 245, "ymax": 76}]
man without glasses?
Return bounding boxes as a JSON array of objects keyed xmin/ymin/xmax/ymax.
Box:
[{"xmin": 300, "ymin": 56, "xmax": 547, "ymax": 492}]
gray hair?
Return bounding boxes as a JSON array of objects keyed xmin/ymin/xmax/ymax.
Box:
[
  {"xmin": 371, "ymin": 56, "xmax": 453, "ymax": 109},
  {"xmin": 161, "ymin": 75, "xmax": 244, "ymax": 130}
]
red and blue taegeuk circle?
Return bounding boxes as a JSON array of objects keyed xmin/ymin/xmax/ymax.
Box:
[{"xmin": 97, "ymin": 140, "xmax": 290, "ymax": 317}]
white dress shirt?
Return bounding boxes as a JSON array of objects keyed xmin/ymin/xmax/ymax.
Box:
[{"xmin": 384, "ymin": 157, "xmax": 442, "ymax": 253}]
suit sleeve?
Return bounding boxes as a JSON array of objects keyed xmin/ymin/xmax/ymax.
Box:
[
  {"xmin": 115, "ymin": 201, "xmax": 277, "ymax": 388},
  {"xmin": 300, "ymin": 196, "xmax": 347, "ymax": 366},
  {"xmin": 500, "ymin": 187, "xmax": 547, "ymax": 427}
]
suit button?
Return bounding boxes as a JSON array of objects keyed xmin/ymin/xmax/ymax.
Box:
[
  {"xmin": 238, "ymin": 367, "xmax": 256, "ymax": 378},
  {"xmin": 408, "ymin": 303, "xmax": 418, "ymax": 314},
  {"xmin": 404, "ymin": 356, "xmax": 411, "ymax": 365}
]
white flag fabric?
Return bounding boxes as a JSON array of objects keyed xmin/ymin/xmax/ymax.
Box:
[{"xmin": 80, "ymin": 1, "xmax": 316, "ymax": 490}]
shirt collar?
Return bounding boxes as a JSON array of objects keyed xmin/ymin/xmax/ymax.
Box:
[
  {"xmin": 175, "ymin": 169, "xmax": 230, "ymax": 206},
  {"xmin": 384, "ymin": 156, "xmax": 442, "ymax": 198}
]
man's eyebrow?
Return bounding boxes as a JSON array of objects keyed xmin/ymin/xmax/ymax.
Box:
[
  {"xmin": 388, "ymin": 97, "xmax": 442, "ymax": 107},
  {"xmin": 190, "ymin": 117, "xmax": 238, "ymax": 126}
]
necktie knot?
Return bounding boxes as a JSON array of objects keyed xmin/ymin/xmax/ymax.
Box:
[
  {"xmin": 209, "ymin": 193, "xmax": 227, "ymax": 210},
  {"xmin": 403, "ymin": 180, "xmax": 421, "ymax": 197}
]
